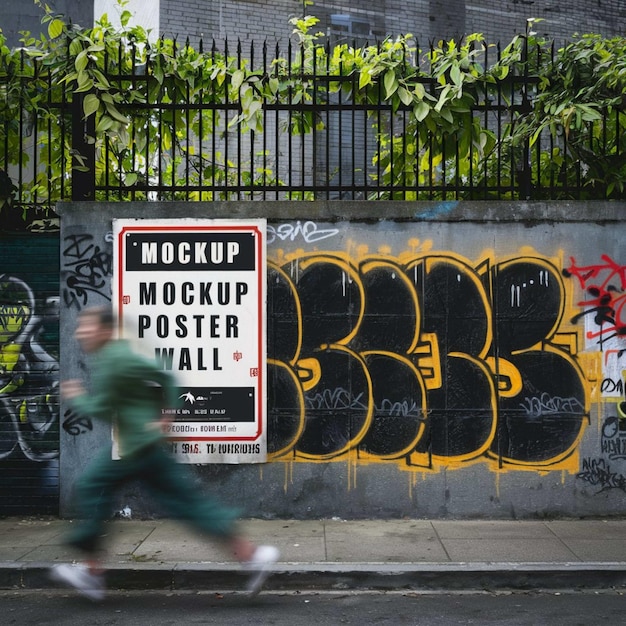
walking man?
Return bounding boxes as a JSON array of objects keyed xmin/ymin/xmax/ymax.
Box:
[{"xmin": 52, "ymin": 305, "xmax": 278, "ymax": 600}]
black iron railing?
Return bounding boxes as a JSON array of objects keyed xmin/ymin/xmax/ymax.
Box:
[{"xmin": 1, "ymin": 35, "xmax": 625, "ymax": 222}]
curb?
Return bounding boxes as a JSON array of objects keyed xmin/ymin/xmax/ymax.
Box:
[{"xmin": 2, "ymin": 562, "xmax": 626, "ymax": 593}]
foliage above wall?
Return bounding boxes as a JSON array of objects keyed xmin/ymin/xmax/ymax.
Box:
[{"xmin": 1, "ymin": 1, "xmax": 626, "ymax": 225}]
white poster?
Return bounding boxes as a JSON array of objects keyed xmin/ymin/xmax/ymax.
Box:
[{"xmin": 112, "ymin": 218, "xmax": 267, "ymax": 463}]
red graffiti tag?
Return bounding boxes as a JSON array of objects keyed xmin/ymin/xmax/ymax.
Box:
[{"xmin": 564, "ymin": 254, "xmax": 626, "ymax": 345}]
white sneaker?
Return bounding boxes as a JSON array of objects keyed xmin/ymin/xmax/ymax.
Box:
[
  {"xmin": 50, "ymin": 563, "xmax": 105, "ymax": 601},
  {"xmin": 244, "ymin": 545, "xmax": 279, "ymax": 596}
]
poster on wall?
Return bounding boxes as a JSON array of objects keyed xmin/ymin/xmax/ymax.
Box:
[{"xmin": 112, "ymin": 218, "xmax": 267, "ymax": 464}]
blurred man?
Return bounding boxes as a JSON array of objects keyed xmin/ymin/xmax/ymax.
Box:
[{"xmin": 52, "ymin": 306, "xmax": 278, "ymax": 600}]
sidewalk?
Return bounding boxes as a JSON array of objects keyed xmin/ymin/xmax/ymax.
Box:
[{"xmin": 1, "ymin": 517, "xmax": 625, "ymax": 593}]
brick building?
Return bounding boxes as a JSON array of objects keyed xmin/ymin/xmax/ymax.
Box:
[
  {"xmin": 1, "ymin": 1, "xmax": 625, "ymax": 48},
  {"xmin": 169, "ymin": 0, "xmax": 625, "ymax": 47}
]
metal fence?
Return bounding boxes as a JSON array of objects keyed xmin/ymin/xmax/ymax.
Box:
[{"xmin": 1, "ymin": 35, "xmax": 625, "ymax": 221}]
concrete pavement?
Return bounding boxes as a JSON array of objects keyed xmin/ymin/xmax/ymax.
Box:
[{"xmin": 1, "ymin": 517, "xmax": 625, "ymax": 593}]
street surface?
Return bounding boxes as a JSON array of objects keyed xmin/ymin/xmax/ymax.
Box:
[{"xmin": 1, "ymin": 589, "xmax": 624, "ymax": 625}]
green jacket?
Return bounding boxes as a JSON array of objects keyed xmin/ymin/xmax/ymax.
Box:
[{"xmin": 69, "ymin": 339, "xmax": 179, "ymax": 458}]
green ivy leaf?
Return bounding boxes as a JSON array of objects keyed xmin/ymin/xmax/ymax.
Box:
[
  {"xmin": 48, "ymin": 19, "xmax": 64, "ymax": 40},
  {"xmin": 434, "ymin": 85, "xmax": 452, "ymax": 111},
  {"xmin": 104, "ymin": 101, "xmax": 129, "ymax": 124},
  {"xmin": 92, "ymin": 69, "xmax": 111, "ymax": 89},
  {"xmin": 95, "ymin": 115, "xmax": 115, "ymax": 133},
  {"xmin": 398, "ymin": 86, "xmax": 413, "ymax": 106},
  {"xmin": 75, "ymin": 74, "xmax": 94, "ymax": 93},
  {"xmin": 120, "ymin": 10, "xmax": 133, "ymax": 28},
  {"xmin": 449, "ymin": 64, "xmax": 459, "ymax": 85},
  {"xmin": 413, "ymin": 101, "xmax": 430, "ymax": 122},
  {"xmin": 75, "ymin": 50, "xmax": 89, "ymax": 72},
  {"xmin": 246, "ymin": 100, "xmax": 262, "ymax": 119},
  {"xmin": 231, "ymin": 69, "xmax": 245, "ymax": 91},
  {"xmin": 414, "ymin": 82, "xmax": 426, "ymax": 100},
  {"xmin": 384, "ymin": 70, "xmax": 398, "ymax": 99},
  {"xmin": 82, "ymin": 93, "xmax": 100, "ymax": 118}
]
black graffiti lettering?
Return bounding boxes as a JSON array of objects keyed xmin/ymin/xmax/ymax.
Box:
[
  {"xmin": 599, "ymin": 417, "xmax": 626, "ymax": 460},
  {"xmin": 564, "ymin": 256, "xmax": 626, "ymax": 349},
  {"xmin": 601, "ymin": 378, "xmax": 624, "ymax": 394},
  {"xmin": 62, "ymin": 409, "xmax": 93, "ymax": 436},
  {"xmin": 411, "ymin": 257, "xmax": 495, "ymax": 459},
  {"xmin": 577, "ymin": 457, "xmax": 626, "ymax": 493},
  {"xmin": 491, "ymin": 259, "xmax": 586, "ymax": 465},
  {"xmin": 61, "ymin": 234, "xmax": 112, "ymax": 309},
  {"xmin": 359, "ymin": 352, "xmax": 427, "ymax": 458},
  {"xmin": 266, "ymin": 359, "xmax": 303, "ymax": 457},
  {"xmin": 600, "ymin": 436, "xmax": 626, "ymax": 460},
  {"xmin": 299, "ymin": 347, "xmax": 371, "ymax": 457},
  {"xmin": 571, "ymin": 305, "xmax": 615, "ymax": 327},
  {"xmin": 267, "ymin": 252, "xmax": 588, "ymax": 469}
]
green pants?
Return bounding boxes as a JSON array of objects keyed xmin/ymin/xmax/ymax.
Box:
[{"xmin": 67, "ymin": 444, "xmax": 240, "ymax": 555}]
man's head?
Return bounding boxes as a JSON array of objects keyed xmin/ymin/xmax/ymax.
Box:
[{"xmin": 75, "ymin": 306, "xmax": 115, "ymax": 353}]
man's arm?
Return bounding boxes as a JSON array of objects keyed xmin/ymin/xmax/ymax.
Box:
[{"xmin": 61, "ymin": 355, "xmax": 119, "ymax": 421}]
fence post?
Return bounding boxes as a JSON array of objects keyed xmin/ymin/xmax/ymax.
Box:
[
  {"xmin": 71, "ymin": 93, "xmax": 96, "ymax": 201},
  {"xmin": 519, "ymin": 93, "xmax": 533, "ymax": 200},
  {"xmin": 517, "ymin": 34, "xmax": 533, "ymax": 200}
]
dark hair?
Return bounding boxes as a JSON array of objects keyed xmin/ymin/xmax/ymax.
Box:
[{"xmin": 78, "ymin": 305, "xmax": 115, "ymax": 328}]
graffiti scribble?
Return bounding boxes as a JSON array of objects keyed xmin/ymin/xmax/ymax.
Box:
[
  {"xmin": 62, "ymin": 234, "xmax": 112, "ymax": 309},
  {"xmin": 564, "ymin": 254, "xmax": 626, "ymax": 347},
  {"xmin": 305, "ymin": 388, "xmax": 367, "ymax": 411},
  {"xmin": 378, "ymin": 398, "xmax": 424, "ymax": 418},
  {"xmin": 599, "ymin": 416, "xmax": 626, "ymax": 461},
  {"xmin": 577, "ymin": 457, "xmax": 626, "ymax": 493},
  {"xmin": 601, "ymin": 439, "xmax": 626, "ymax": 461},
  {"xmin": 601, "ymin": 378, "xmax": 625, "ymax": 395},
  {"xmin": 62, "ymin": 409, "xmax": 93, "ymax": 436},
  {"xmin": 267, "ymin": 221, "xmax": 339, "ymax": 245},
  {"xmin": 519, "ymin": 393, "xmax": 585, "ymax": 418}
]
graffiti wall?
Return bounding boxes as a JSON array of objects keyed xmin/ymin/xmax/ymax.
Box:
[
  {"xmin": 57, "ymin": 202, "xmax": 626, "ymax": 519},
  {"xmin": 266, "ymin": 241, "xmax": 588, "ymax": 471},
  {"xmin": 0, "ymin": 234, "xmax": 60, "ymax": 514}
]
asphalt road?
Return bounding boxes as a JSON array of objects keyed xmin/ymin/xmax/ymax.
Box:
[{"xmin": 2, "ymin": 589, "xmax": 625, "ymax": 625}]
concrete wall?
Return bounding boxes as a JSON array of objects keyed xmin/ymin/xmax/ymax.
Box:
[{"xmin": 58, "ymin": 201, "xmax": 626, "ymax": 520}]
